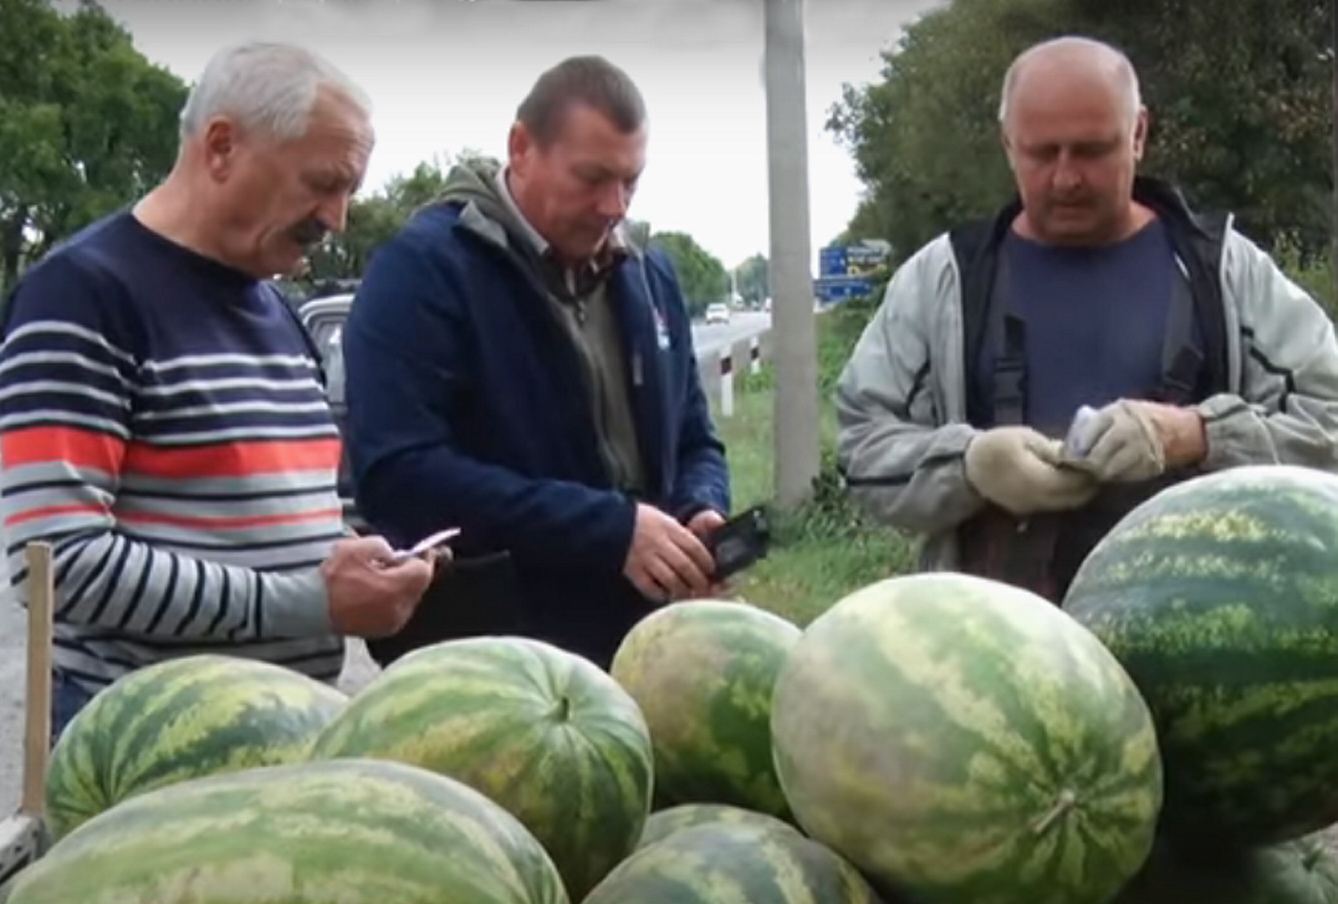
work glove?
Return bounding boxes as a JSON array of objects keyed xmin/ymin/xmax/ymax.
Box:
[
  {"xmin": 1066, "ymin": 399, "xmax": 1206, "ymax": 483},
  {"xmin": 963, "ymin": 425, "xmax": 1100, "ymax": 516}
]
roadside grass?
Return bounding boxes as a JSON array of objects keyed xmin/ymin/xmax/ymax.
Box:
[{"xmin": 709, "ymin": 304, "xmax": 921, "ymax": 627}]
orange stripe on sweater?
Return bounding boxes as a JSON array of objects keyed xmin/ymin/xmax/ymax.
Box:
[
  {"xmin": 117, "ymin": 507, "xmax": 343, "ymax": 530},
  {"xmin": 122, "ymin": 438, "xmax": 343, "ymax": 479},
  {"xmin": 5, "ymin": 502, "xmax": 108, "ymax": 527},
  {"xmin": 1, "ymin": 426, "xmax": 125, "ymax": 472}
]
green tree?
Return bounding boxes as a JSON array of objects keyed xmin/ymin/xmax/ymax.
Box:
[
  {"xmin": 733, "ymin": 253, "xmax": 769, "ymax": 306},
  {"xmin": 829, "ymin": 0, "xmax": 1332, "ymax": 264},
  {"xmin": 0, "ymin": 0, "xmax": 187, "ymax": 290},
  {"xmin": 650, "ymin": 230, "xmax": 729, "ymax": 316},
  {"xmin": 303, "ymin": 149, "xmax": 489, "ymax": 286}
]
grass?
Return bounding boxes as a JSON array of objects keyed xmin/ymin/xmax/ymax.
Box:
[{"xmin": 709, "ymin": 303, "xmax": 920, "ymax": 627}]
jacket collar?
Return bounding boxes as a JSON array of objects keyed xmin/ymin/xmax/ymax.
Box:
[{"xmin": 988, "ymin": 175, "xmax": 1224, "ymax": 248}]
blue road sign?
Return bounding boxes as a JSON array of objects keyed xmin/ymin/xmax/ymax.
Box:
[
  {"xmin": 846, "ymin": 245, "xmax": 886, "ymax": 269},
  {"xmin": 819, "ymin": 246, "xmax": 849, "ymax": 278},
  {"xmin": 819, "ymin": 244, "xmax": 888, "ymax": 278},
  {"xmin": 814, "ymin": 276, "xmax": 873, "ymax": 303}
]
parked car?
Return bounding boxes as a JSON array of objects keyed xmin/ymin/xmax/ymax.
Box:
[
  {"xmin": 705, "ymin": 302, "xmax": 731, "ymax": 324},
  {"xmin": 293, "ymin": 292, "xmax": 366, "ymax": 533}
]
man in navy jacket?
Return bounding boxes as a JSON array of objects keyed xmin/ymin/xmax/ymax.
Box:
[{"xmin": 341, "ymin": 55, "xmax": 731, "ymax": 668}]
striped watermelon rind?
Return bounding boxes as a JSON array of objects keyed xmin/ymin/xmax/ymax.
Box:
[
  {"xmin": 8, "ymin": 758, "xmax": 569, "ymax": 904},
  {"xmin": 610, "ymin": 599, "xmax": 801, "ymax": 818},
  {"xmin": 1112, "ymin": 829, "xmax": 1338, "ymax": 903},
  {"xmin": 1064, "ymin": 464, "xmax": 1338, "ymax": 847},
  {"xmin": 308, "ymin": 635, "xmax": 653, "ymax": 901},
  {"xmin": 44, "ymin": 654, "xmax": 347, "ymax": 841},
  {"xmin": 638, "ymin": 803, "xmax": 802, "ymax": 850},
  {"xmin": 772, "ymin": 572, "xmax": 1163, "ymax": 904},
  {"xmin": 584, "ymin": 821, "xmax": 883, "ymax": 904}
]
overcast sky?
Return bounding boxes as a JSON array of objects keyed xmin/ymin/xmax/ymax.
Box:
[{"xmin": 92, "ymin": 0, "xmax": 944, "ymax": 270}]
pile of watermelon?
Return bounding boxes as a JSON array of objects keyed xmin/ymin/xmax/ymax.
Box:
[{"xmin": 8, "ymin": 462, "xmax": 1338, "ymax": 903}]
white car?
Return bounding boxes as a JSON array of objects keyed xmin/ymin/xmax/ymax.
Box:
[{"xmin": 705, "ymin": 302, "xmax": 731, "ymax": 324}]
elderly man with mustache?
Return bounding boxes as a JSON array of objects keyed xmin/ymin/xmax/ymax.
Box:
[
  {"xmin": 834, "ymin": 36, "xmax": 1338, "ymax": 602},
  {"xmin": 0, "ymin": 41, "xmax": 434, "ymax": 739}
]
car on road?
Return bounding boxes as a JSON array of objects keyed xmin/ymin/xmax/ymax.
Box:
[{"xmin": 705, "ymin": 302, "xmax": 731, "ymax": 324}]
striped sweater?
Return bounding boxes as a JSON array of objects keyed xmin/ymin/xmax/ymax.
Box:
[{"xmin": 0, "ymin": 211, "xmax": 347, "ymax": 694}]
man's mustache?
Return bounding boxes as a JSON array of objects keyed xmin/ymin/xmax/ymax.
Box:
[{"xmin": 290, "ymin": 219, "xmax": 328, "ymax": 246}]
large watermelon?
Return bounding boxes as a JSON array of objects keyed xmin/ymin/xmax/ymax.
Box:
[
  {"xmin": 584, "ymin": 821, "xmax": 883, "ymax": 904},
  {"xmin": 1064, "ymin": 464, "xmax": 1338, "ymax": 848},
  {"xmin": 638, "ymin": 803, "xmax": 801, "ymax": 850},
  {"xmin": 44, "ymin": 654, "xmax": 347, "ymax": 841},
  {"xmin": 7, "ymin": 758, "xmax": 569, "ymax": 903},
  {"xmin": 771, "ymin": 571, "xmax": 1162, "ymax": 904},
  {"xmin": 610, "ymin": 599, "xmax": 800, "ymax": 817},
  {"xmin": 309, "ymin": 635, "xmax": 653, "ymax": 900}
]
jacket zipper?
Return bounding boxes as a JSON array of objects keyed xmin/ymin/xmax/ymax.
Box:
[{"xmin": 507, "ymin": 251, "xmax": 624, "ymax": 488}]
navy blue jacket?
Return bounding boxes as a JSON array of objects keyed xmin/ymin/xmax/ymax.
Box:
[{"xmin": 341, "ymin": 200, "xmax": 730, "ymax": 663}]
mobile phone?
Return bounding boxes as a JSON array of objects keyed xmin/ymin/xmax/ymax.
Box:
[
  {"xmin": 389, "ymin": 527, "xmax": 461, "ymax": 563},
  {"xmin": 1064, "ymin": 404, "xmax": 1100, "ymax": 458},
  {"xmin": 704, "ymin": 506, "xmax": 772, "ymax": 580}
]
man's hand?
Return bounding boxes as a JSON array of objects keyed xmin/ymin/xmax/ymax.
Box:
[
  {"xmin": 623, "ymin": 503, "xmax": 715, "ymax": 603},
  {"xmin": 686, "ymin": 509, "xmax": 727, "ymax": 538},
  {"xmin": 1070, "ymin": 399, "xmax": 1207, "ymax": 483},
  {"xmin": 685, "ymin": 508, "xmax": 730, "ymax": 597},
  {"xmin": 964, "ymin": 425, "xmax": 1100, "ymax": 515},
  {"xmin": 323, "ymin": 536, "xmax": 435, "ymax": 638}
]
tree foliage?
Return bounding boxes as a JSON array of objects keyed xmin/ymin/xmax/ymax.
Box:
[
  {"xmin": 734, "ymin": 253, "xmax": 769, "ymax": 306},
  {"xmin": 301, "ymin": 149, "xmax": 511, "ymax": 291},
  {"xmin": 650, "ymin": 230, "xmax": 729, "ymax": 316},
  {"xmin": 303, "ymin": 156, "xmax": 457, "ymax": 286},
  {"xmin": 830, "ymin": 0, "xmax": 1332, "ymax": 262},
  {"xmin": 0, "ymin": 0, "xmax": 187, "ymax": 291}
]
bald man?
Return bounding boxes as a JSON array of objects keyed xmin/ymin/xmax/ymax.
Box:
[{"xmin": 834, "ymin": 36, "xmax": 1338, "ymax": 601}]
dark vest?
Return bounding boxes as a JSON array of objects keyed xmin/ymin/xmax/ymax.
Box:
[{"xmin": 948, "ymin": 177, "xmax": 1231, "ymax": 601}]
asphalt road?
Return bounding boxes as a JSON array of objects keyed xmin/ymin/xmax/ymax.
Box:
[
  {"xmin": 0, "ymin": 308, "xmax": 774, "ymax": 817},
  {"xmin": 690, "ymin": 310, "xmax": 771, "ymax": 357}
]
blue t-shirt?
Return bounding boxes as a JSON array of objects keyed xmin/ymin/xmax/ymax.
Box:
[{"xmin": 975, "ymin": 218, "xmax": 1192, "ymax": 434}]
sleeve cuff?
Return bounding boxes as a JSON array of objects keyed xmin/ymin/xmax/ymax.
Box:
[{"xmin": 260, "ymin": 567, "xmax": 335, "ymax": 639}]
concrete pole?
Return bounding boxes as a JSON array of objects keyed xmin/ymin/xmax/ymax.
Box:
[
  {"xmin": 1331, "ymin": 0, "xmax": 1338, "ymax": 304},
  {"xmin": 764, "ymin": 0, "xmax": 820, "ymax": 508}
]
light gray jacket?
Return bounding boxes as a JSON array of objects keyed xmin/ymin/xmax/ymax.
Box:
[{"xmin": 834, "ymin": 217, "xmax": 1338, "ymax": 570}]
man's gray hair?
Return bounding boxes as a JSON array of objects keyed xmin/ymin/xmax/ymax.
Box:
[
  {"xmin": 179, "ymin": 41, "xmax": 372, "ymax": 141},
  {"xmin": 997, "ymin": 36, "xmax": 1142, "ymax": 126}
]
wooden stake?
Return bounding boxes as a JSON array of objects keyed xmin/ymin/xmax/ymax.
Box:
[{"xmin": 21, "ymin": 542, "xmax": 53, "ymax": 818}]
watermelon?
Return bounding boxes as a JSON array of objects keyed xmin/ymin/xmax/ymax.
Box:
[
  {"xmin": 7, "ymin": 758, "xmax": 569, "ymax": 904},
  {"xmin": 771, "ymin": 572, "xmax": 1162, "ymax": 904},
  {"xmin": 309, "ymin": 635, "xmax": 653, "ymax": 900},
  {"xmin": 638, "ymin": 803, "xmax": 801, "ymax": 850},
  {"xmin": 584, "ymin": 821, "xmax": 883, "ymax": 904},
  {"xmin": 610, "ymin": 599, "xmax": 800, "ymax": 817},
  {"xmin": 1112, "ymin": 830, "xmax": 1338, "ymax": 903},
  {"xmin": 1063, "ymin": 464, "xmax": 1338, "ymax": 848},
  {"xmin": 44, "ymin": 654, "xmax": 346, "ymax": 841},
  {"xmin": 1253, "ymin": 832, "xmax": 1338, "ymax": 904}
]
